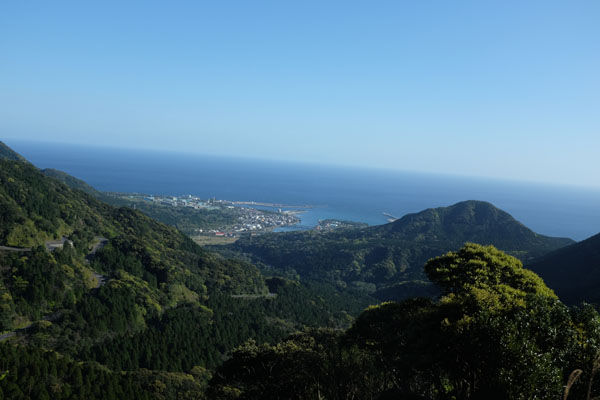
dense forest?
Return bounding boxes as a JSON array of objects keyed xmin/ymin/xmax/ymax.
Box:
[
  {"xmin": 208, "ymin": 244, "xmax": 600, "ymax": 399},
  {"xmin": 0, "ymin": 147, "xmax": 369, "ymax": 398},
  {"xmin": 1, "ymin": 142, "xmax": 600, "ymax": 399}
]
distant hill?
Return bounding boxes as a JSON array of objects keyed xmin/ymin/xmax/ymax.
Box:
[
  {"xmin": 229, "ymin": 200, "xmax": 574, "ymax": 301},
  {"xmin": 42, "ymin": 168, "xmax": 101, "ymax": 196},
  {"xmin": 0, "ymin": 140, "xmax": 27, "ymax": 162},
  {"xmin": 376, "ymin": 200, "xmax": 574, "ymax": 259},
  {"xmin": 527, "ymin": 233, "xmax": 600, "ymax": 304}
]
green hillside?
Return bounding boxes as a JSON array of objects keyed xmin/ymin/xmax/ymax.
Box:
[
  {"xmin": 228, "ymin": 200, "xmax": 574, "ymax": 300},
  {"xmin": 2, "ymin": 141, "xmax": 597, "ymax": 399},
  {"xmin": 527, "ymin": 232, "xmax": 600, "ymax": 304},
  {"xmin": 376, "ymin": 200, "xmax": 573, "ymax": 257},
  {"xmin": 0, "ymin": 145, "xmax": 367, "ymax": 399},
  {"xmin": 0, "ymin": 155, "xmax": 268, "ymax": 327}
]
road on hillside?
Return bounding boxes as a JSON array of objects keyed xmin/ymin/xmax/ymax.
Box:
[
  {"xmin": 87, "ymin": 237, "xmax": 108, "ymax": 257},
  {"xmin": 86, "ymin": 237, "xmax": 109, "ymax": 288},
  {"xmin": 0, "ymin": 312, "xmax": 62, "ymax": 342},
  {"xmin": 1, "ymin": 237, "xmax": 110, "ymax": 341},
  {"xmin": 0, "ymin": 245, "xmax": 31, "ymax": 252},
  {"xmin": 0, "ymin": 332, "xmax": 15, "ymax": 341}
]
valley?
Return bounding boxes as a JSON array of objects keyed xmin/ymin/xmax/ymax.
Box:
[
  {"xmin": 3, "ymin": 2, "xmax": 598, "ymax": 398},
  {"xmin": 0, "ymin": 141, "xmax": 599, "ymax": 399}
]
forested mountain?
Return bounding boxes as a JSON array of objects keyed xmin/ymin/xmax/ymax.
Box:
[
  {"xmin": 528, "ymin": 232, "xmax": 600, "ymax": 305},
  {"xmin": 374, "ymin": 200, "xmax": 573, "ymax": 257},
  {"xmin": 0, "ymin": 155, "xmax": 265, "ymax": 298},
  {"xmin": 227, "ymin": 200, "xmax": 574, "ymax": 300},
  {"xmin": 0, "ymin": 144, "xmax": 368, "ymax": 399},
  {"xmin": 3, "ymin": 141, "xmax": 600, "ymax": 399}
]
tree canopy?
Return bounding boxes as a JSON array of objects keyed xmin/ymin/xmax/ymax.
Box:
[
  {"xmin": 210, "ymin": 244, "xmax": 600, "ymax": 399},
  {"xmin": 425, "ymin": 243, "xmax": 556, "ymax": 310}
]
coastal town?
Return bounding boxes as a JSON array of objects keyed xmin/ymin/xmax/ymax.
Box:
[
  {"xmin": 105, "ymin": 193, "xmax": 369, "ymax": 246},
  {"xmin": 199, "ymin": 205, "xmax": 301, "ymax": 236},
  {"xmin": 114, "ymin": 193, "xmax": 303, "ymax": 237}
]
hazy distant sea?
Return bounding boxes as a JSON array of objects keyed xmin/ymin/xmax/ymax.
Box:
[{"xmin": 10, "ymin": 140, "xmax": 600, "ymax": 241}]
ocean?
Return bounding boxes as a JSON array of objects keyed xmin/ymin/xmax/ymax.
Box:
[{"xmin": 9, "ymin": 140, "xmax": 600, "ymax": 241}]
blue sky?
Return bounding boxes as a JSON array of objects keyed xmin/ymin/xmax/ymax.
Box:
[{"xmin": 1, "ymin": 1, "xmax": 599, "ymax": 187}]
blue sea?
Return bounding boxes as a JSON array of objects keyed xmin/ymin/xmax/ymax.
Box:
[{"xmin": 9, "ymin": 140, "xmax": 600, "ymax": 241}]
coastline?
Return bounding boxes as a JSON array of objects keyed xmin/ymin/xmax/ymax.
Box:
[{"xmin": 11, "ymin": 140, "xmax": 600, "ymax": 241}]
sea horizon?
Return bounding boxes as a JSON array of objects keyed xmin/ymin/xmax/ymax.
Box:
[{"xmin": 7, "ymin": 138, "xmax": 600, "ymax": 241}]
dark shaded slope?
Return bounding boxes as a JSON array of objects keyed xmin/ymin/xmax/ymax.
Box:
[
  {"xmin": 528, "ymin": 233, "xmax": 600, "ymax": 304},
  {"xmin": 229, "ymin": 200, "xmax": 574, "ymax": 301}
]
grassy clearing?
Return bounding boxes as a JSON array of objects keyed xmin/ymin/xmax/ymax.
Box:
[{"xmin": 191, "ymin": 235, "xmax": 238, "ymax": 246}]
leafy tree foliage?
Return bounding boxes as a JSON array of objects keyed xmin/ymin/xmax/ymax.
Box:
[
  {"xmin": 209, "ymin": 330, "xmax": 382, "ymax": 400},
  {"xmin": 0, "ymin": 342, "xmax": 155, "ymax": 400},
  {"xmin": 211, "ymin": 244, "xmax": 600, "ymax": 400},
  {"xmin": 0, "ymin": 244, "xmax": 89, "ymax": 330},
  {"xmin": 425, "ymin": 243, "xmax": 557, "ymax": 310}
]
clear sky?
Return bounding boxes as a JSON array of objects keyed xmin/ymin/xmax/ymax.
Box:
[{"xmin": 1, "ymin": 1, "xmax": 599, "ymax": 187}]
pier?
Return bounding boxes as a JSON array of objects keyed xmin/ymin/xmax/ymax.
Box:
[{"xmin": 383, "ymin": 212, "xmax": 399, "ymax": 222}]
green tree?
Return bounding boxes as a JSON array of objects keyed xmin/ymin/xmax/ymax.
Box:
[
  {"xmin": 209, "ymin": 330, "xmax": 382, "ymax": 400},
  {"xmin": 425, "ymin": 243, "xmax": 556, "ymax": 311},
  {"xmin": 348, "ymin": 244, "xmax": 572, "ymax": 399}
]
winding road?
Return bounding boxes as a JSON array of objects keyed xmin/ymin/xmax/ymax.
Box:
[
  {"xmin": 86, "ymin": 237, "xmax": 109, "ymax": 288},
  {"xmin": 0, "ymin": 236, "xmax": 110, "ymax": 341},
  {"xmin": 0, "ymin": 245, "xmax": 30, "ymax": 252}
]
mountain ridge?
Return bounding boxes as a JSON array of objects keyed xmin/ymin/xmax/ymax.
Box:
[
  {"xmin": 228, "ymin": 200, "xmax": 574, "ymax": 301},
  {"xmin": 378, "ymin": 200, "xmax": 573, "ymax": 255}
]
